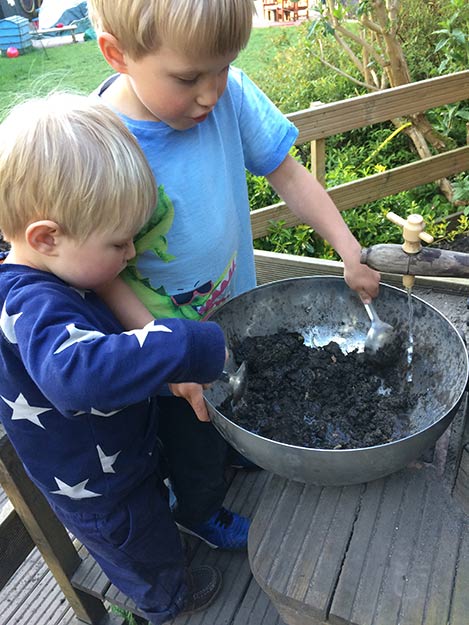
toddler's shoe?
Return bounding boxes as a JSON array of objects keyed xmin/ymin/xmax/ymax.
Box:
[
  {"xmin": 161, "ymin": 566, "xmax": 222, "ymax": 623},
  {"xmin": 177, "ymin": 507, "xmax": 250, "ymax": 550},
  {"xmin": 181, "ymin": 565, "xmax": 222, "ymax": 614}
]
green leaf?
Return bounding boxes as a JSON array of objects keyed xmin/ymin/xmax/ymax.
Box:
[{"xmin": 434, "ymin": 39, "xmax": 448, "ymax": 52}]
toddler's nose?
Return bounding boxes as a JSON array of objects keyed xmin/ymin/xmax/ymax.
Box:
[{"xmin": 125, "ymin": 241, "xmax": 136, "ymax": 260}]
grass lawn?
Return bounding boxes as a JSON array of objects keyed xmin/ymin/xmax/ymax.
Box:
[{"xmin": 0, "ymin": 26, "xmax": 302, "ymax": 119}]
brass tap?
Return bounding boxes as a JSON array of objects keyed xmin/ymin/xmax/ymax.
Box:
[{"xmin": 386, "ymin": 212, "xmax": 434, "ymax": 289}]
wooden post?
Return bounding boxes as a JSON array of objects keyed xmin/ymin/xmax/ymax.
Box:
[
  {"xmin": 310, "ymin": 101, "xmax": 326, "ymax": 187},
  {"xmin": 0, "ymin": 428, "xmax": 119, "ymax": 624}
]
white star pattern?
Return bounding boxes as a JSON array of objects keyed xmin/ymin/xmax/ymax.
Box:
[
  {"xmin": 0, "ymin": 303, "xmax": 23, "ymax": 344},
  {"xmin": 73, "ymin": 407, "xmax": 122, "ymax": 418},
  {"xmin": 51, "ymin": 477, "xmax": 101, "ymax": 499},
  {"xmin": 124, "ymin": 322, "xmax": 172, "ymax": 348},
  {"xmin": 54, "ymin": 323, "xmax": 105, "ymax": 354},
  {"xmin": 1, "ymin": 392, "xmax": 50, "ymax": 429},
  {"xmin": 70, "ymin": 287, "xmax": 88, "ymax": 299},
  {"xmin": 97, "ymin": 445, "xmax": 121, "ymax": 474}
]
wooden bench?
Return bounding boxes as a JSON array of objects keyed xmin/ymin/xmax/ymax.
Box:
[{"xmin": 31, "ymin": 25, "xmax": 78, "ymax": 43}]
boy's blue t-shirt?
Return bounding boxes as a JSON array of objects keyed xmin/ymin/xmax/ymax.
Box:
[{"xmin": 99, "ymin": 67, "xmax": 298, "ymax": 321}]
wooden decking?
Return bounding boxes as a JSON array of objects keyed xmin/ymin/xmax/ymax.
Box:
[
  {"xmin": 1, "ymin": 280, "xmax": 469, "ymax": 625},
  {"xmin": 0, "ymin": 469, "xmax": 286, "ymax": 625}
]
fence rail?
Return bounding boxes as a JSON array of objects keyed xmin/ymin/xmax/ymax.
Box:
[{"xmin": 251, "ymin": 70, "xmax": 469, "ymax": 240}]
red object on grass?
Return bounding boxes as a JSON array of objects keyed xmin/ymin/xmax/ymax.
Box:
[{"xmin": 6, "ymin": 47, "xmax": 19, "ymax": 58}]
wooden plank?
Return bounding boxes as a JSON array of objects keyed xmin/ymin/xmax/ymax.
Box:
[
  {"xmin": 299, "ymin": 486, "xmax": 363, "ymax": 615},
  {"xmin": 0, "ymin": 499, "xmax": 34, "ymax": 590},
  {"xmin": 288, "ymin": 71, "xmax": 469, "ymax": 143},
  {"xmin": 371, "ymin": 472, "xmax": 432, "ymax": 625},
  {"xmin": 1, "ymin": 544, "xmax": 93, "ymax": 625},
  {"xmin": 454, "ymin": 445, "xmax": 469, "ymax": 514},
  {"xmin": 444, "ymin": 393, "xmax": 469, "ymax": 489},
  {"xmin": 0, "ymin": 486, "xmax": 7, "ymax": 509},
  {"xmin": 328, "ymin": 147, "xmax": 469, "ymax": 212},
  {"xmin": 250, "ymin": 475, "xmax": 362, "ymax": 623},
  {"xmin": 71, "ymin": 554, "xmax": 111, "ymax": 599},
  {"xmin": 396, "ymin": 476, "xmax": 446, "ymax": 625},
  {"xmin": 250, "ymin": 478, "xmax": 309, "ymax": 589},
  {"xmin": 449, "ymin": 522, "xmax": 469, "ymax": 625},
  {"xmin": 233, "ymin": 577, "xmax": 286, "ymax": 625},
  {"xmin": 250, "ymin": 146, "xmax": 469, "ymax": 239},
  {"xmin": 330, "ymin": 467, "xmax": 466, "ymax": 625},
  {"xmin": 0, "ymin": 432, "xmax": 110, "ymax": 623},
  {"xmin": 421, "ymin": 503, "xmax": 462, "ymax": 625},
  {"xmin": 330, "ymin": 471, "xmax": 409, "ymax": 625}
]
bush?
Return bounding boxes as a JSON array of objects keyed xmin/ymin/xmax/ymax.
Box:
[{"xmin": 249, "ymin": 4, "xmax": 469, "ymax": 259}]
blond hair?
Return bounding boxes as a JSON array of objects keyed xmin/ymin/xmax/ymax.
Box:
[
  {"xmin": 0, "ymin": 92, "xmax": 157, "ymax": 242},
  {"xmin": 87, "ymin": 0, "xmax": 255, "ymax": 59}
]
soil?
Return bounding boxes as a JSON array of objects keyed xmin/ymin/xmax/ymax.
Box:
[
  {"xmin": 220, "ymin": 332, "xmax": 412, "ymax": 450},
  {"xmin": 436, "ymin": 232, "xmax": 469, "ymax": 253}
]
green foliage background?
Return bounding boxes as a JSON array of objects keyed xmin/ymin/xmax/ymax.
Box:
[{"xmin": 0, "ymin": 0, "xmax": 468, "ymax": 260}]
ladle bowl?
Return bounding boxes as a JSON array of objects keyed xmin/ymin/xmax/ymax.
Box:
[{"xmin": 204, "ymin": 276, "xmax": 468, "ymax": 486}]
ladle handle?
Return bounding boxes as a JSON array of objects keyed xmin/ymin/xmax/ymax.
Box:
[{"xmin": 363, "ymin": 302, "xmax": 378, "ymax": 323}]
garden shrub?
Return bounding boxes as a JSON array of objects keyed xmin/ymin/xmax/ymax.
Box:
[{"xmin": 249, "ymin": 2, "xmax": 469, "ymax": 258}]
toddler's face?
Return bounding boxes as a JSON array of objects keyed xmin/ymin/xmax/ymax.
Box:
[
  {"xmin": 54, "ymin": 229, "xmax": 136, "ymax": 290},
  {"xmin": 124, "ymin": 45, "xmax": 238, "ymax": 130}
]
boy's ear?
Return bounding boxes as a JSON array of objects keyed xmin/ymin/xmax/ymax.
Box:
[
  {"xmin": 25, "ymin": 220, "xmax": 62, "ymax": 256},
  {"xmin": 98, "ymin": 32, "xmax": 129, "ymax": 74}
]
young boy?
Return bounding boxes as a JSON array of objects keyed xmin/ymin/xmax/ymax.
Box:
[
  {"xmin": 0, "ymin": 93, "xmax": 229, "ymax": 624},
  {"xmin": 87, "ymin": 0, "xmax": 381, "ymax": 550}
]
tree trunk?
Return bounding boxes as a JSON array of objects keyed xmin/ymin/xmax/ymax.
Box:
[{"xmin": 319, "ymin": 0, "xmax": 454, "ymax": 202}]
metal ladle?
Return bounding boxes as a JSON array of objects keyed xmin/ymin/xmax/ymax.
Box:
[
  {"xmin": 220, "ymin": 361, "xmax": 247, "ymax": 405},
  {"xmin": 363, "ymin": 302, "xmax": 396, "ymax": 355}
]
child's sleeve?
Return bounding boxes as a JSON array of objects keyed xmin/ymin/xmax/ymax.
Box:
[
  {"xmin": 229, "ymin": 68, "xmax": 299, "ymax": 177},
  {"xmin": 3, "ymin": 284, "xmax": 225, "ymax": 417}
]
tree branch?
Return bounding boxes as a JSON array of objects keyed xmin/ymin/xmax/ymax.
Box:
[
  {"xmin": 334, "ymin": 22, "xmax": 388, "ymax": 68},
  {"xmin": 314, "ymin": 53, "xmax": 380, "ymax": 91}
]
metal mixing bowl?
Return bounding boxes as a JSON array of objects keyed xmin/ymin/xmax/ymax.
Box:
[{"xmin": 204, "ymin": 276, "xmax": 468, "ymax": 485}]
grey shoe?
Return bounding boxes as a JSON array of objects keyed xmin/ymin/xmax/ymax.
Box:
[{"xmin": 181, "ymin": 565, "xmax": 222, "ymax": 614}]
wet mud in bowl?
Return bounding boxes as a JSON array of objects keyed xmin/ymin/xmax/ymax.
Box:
[{"xmin": 220, "ymin": 332, "xmax": 411, "ymax": 450}]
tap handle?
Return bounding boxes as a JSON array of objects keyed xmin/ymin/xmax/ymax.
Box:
[{"xmin": 386, "ymin": 212, "xmax": 434, "ymax": 254}]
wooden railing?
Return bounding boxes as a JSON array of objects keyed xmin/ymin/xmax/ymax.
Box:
[{"xmin": 251, "ymin": 70, "xmax": 469, "ymax": 240}]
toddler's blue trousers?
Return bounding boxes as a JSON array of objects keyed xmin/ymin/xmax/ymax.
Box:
[{"xmin": 50, "ymin": 473, "xmax": 187, "ymax": 624}]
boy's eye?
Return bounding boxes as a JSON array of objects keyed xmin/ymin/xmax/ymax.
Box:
[{"xmin": 177, "ymin": 75, "xmax": 198, "ymax": 85}]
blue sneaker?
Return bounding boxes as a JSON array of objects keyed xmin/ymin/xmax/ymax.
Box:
[{"xmin": 177, "ymin": 507, "xmax": 250, "ymax": 550}]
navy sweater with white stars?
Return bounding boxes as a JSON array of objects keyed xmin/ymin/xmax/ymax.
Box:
[{"xmin": 0, "ymin": 262, "xmax": 226, "ymax": 513}]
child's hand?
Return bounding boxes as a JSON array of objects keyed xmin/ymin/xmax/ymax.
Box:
[
  {"xmin": 343, "ymin": 251, "xmax": 380, "ymax": 303},
  {"xmin": 168, "ymin": 382, "xmax": 211, "ymax": 422}
]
